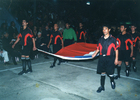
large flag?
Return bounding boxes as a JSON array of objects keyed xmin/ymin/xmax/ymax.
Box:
[{"xmin": 37, "ymin": 43, "xmax": 98, "ymax": 60}]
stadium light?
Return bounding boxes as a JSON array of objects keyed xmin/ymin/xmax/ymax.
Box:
[{"xmin": 86, "ymin": 1, "xmax": 90, "ymax": 5}]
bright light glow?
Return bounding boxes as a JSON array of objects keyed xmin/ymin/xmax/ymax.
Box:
[{"xmin": 86, "ymin": 2, "xmax": 90, "ymax": 5}]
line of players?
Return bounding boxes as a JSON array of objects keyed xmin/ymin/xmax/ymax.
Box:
[
  {"xmin": 12, "ymin": 19, "xmax": 140, "ymax": 93},
  {"xmin": 92, "ymin": 24, "xmax": 140, "ymax": 93}
]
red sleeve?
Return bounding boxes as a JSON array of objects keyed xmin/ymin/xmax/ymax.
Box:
[
  {"xmin": 18, "ymin": 33, "xmax": 22, "ymax": 38},
  {"xmin": 50, "ymin": 34, "xmax": 53, "ymax": 39}
]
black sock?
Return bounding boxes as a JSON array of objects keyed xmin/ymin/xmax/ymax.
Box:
[
  {"xmin": 132, "ymin": 60, "xmax": 136, "ymax": 67},
  {"xmin": 126, "ymin": 65, "xmax": 130, "ymax": 71},
  {"xmin": 117, "ymin": 65, "xmax": 121, "ymax": 77},
  {"xmin": 109, "ymin": 75, "xmax": 114, "ymax": 82},
  {"xmin": 101, "ymin": 74, "xmax": 106, "ymax": 88},
  {"xmin": 26, "ymin": 57, "xmax": 32, "ymax": 70},
  {"xmin": 21, "ymin": 57, "xmax": 26, "ymax": 71},
  {"xmin": 53, "ymin": 57, "xmax": 57, "ymax": 66}
]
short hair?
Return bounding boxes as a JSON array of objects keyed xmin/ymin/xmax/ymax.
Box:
[
  {"xmin": 131, "ymin": 24, "xmax": 137, "ymax": 27},
  {"xmin": 23, "ymin": 19, "xmax": 29, "ymax": 23},
  {"xmin": 102, "ymin": 24, "xmax": 111, "ymax": 29},
  {"xmin": 120, "ymin": 24, "xmax": 127, "ymax": 28}
]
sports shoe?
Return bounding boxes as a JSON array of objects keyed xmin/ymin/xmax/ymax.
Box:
[
  {"xmin": 133, "ymin": 66, "xmax": 137, "ymax": 72},
  {"xmin": 111, "ymin": 81, "xmax": 116, "ymax": 89},
  {"xmin": 96, "ymin": 86, "xmax": 105, "ymax": 93},
  {"xmin": 18, "ymin": 70, "xmax": 26, "ymax": 75},
  {"xmin": 26, "ymin": 69, "xmax": 33, "ymax": 73},
  {"xmin": 126, "ymin": 70, "xmax": 129, "ymax": 76},
  {"xmin": 50, "ymin": 65, "xmax": 55, "ymax": 68}
]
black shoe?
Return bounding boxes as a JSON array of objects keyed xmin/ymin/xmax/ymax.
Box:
[
  {"xmin": 57, "ymin": 62, "xmax": 61, "ymax": 65},
  {"xmin": 18, "ymin": 70, "xmax": 26, "ymax": 75},
  {"xmin": 50, "ymin": 65, "xmax": 55, "ymax": 68},
  {"xmin": 114, "ymin": 75, "xmax": 120, "ymax": 79},
  {"xmin": 4, "ymin": 62, "xmax": 10, "ymax": 65},
  {"xmin": 26, "ymin": 69, "xmax": 33, "ymax": 73},
  {"xmin": 126, "ymin": 70, "xmax": 129, "ymax": 76},
  {"xmin": 133, "ymin": 66, "xmax": 137, "ymax": 72},
  {"xmin": 96, "ymin": 86, "xmax": 105, "ymax": 93},
  {"xmin": 111, "ymin": 81, "xmax": 116, "ymax": 89}
]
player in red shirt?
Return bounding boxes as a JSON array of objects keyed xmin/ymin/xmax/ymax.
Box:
[
  {"xmin": 92, "ymin": 25, "xmax": 118, "ymax": 93},
  {"xmin": 12, "ymin": 19, "xmax": 36, "ymax": 75}
]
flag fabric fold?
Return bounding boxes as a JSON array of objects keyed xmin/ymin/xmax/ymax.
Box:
[{"xmin": 37, "ymin": 43, "xmax": 98, "ymax": 60}]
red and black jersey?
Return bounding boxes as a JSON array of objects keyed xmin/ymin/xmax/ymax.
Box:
[
  {"xmin": 130, "ymin": 32, "xmax": 140, "ymax": 48},
  {"xmin": 50, "ymin": 30, "xmax": 62, "ymax": 45},
  {"xmin": 76, "ymin": 28, "xmax": 86, "ymax": 42},
  {"xmin": 97, "ymin": 35, "xmax": 118, "ymax": 56},
  {"xmin": 116, "ymin": 33, "xmax": 133, "ymax": 50},
  {"xmin": 18, "ymin": 27, "xmax": 33, "ymax": 46}
]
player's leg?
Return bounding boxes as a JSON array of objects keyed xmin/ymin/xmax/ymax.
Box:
[
  {"xmin": 50, "ymin": 57, "xmax": 57, "ymax": 68},
  {"xmin": 97, "ymin": 72, "xmax": 106, "ymax": 93},
  {"xmin": 115, "ymin": 61, "xmax": 122, "ymax": 79},
  {"xmin": 18, "ymin": 55, "xmax": 26, "ymax": 75},
  {"xmin": 132, "ymin": 57, "xmax": 137, "ymax": 72},
  {"xmin": 125, "ymin": 61, "xmax": 130, "ymax": 76},
  {"xmin": 25, "ymin": 55, "xmax": 32, "ymax": 73}
]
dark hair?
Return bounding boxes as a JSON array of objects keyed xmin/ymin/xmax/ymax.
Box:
[
  {"xmin": 120, "ymin": 24, "xmax": 127, "ymax": 28},
  {"xmin": 23, "ymin": 19, "xmax": 29, "ymax": 23},
  {"xmin": 131, "ymin": 24, "xmax": 137, "ymax": 27},
  {"xmin": 102, "ymin": 24, "xmax": 111, "ymax": 29}
]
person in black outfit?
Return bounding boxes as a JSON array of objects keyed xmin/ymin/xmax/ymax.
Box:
[
  {"xmin": 92, "ymin": 25, "xmax": 118, "ymax": 93},
  {"xmin": 12, "ymin": 19, "xmax": 36, "ymax": 75},
  {"xmin": 115, "ymin": 24, "xmax": 133, "ymax": 79},
  {"xmin": 35, "ymin": 32, "xmax": 49, "ymax": 58},
  {"xmin": 2, "ymin": 32, "xmax": 19, "ymax": 65},
  {"xmin": 47, "ymin": 23, "xmax": 64, "ymax": 68},
  {"xmin": 8, "ymin": 21, "xmax": 18, "ymax": 39},
  {"xmin": 129, "ymin": 24, "xmax": 140, "ymax": 72},
  {"xmin": 76, "ymin": 22, "xmax": 86, "ymax": 42}
]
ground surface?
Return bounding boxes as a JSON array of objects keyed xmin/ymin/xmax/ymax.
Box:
[{"xmin": 0, "ymin": 52, "xmax": 140, "ymax": 100}]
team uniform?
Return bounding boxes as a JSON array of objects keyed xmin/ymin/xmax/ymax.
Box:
[
  {"xmin": 96, "ymin": 35, "xmax": 118, "ymax": 93},
  {"xmin": 130, "ymin": 32, "xmax": 140, "ymax": 71},
  {"xmin": 50, "ymin": 30, "xmax": 63, "ymax": 67},
  {"xmin": 18, "ymin": 27, "xmax": 34, "ymax": 75},
  {"xmin": 97, "ymin": 35, "xmax": 118, "ymax": 75},
  {"xmin": 18, "ymin": 27, "xmax": 34, "ymax": 55},
  {"xmin": 76, "ymin": 28, "xmax": 86, "ymax": 42},
  {"xmin": 130, "ymin": 32, "xmax": 140, "ymax": 58},
  {"xmin": 116, "ymin": 33, "xmax": 133, "ymax": 77}
]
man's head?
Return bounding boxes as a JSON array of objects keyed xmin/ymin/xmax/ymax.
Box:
[
  {"xmin": 79, "ymin": 22, "xmax": 83, "ymax": 28},
  {"xmin": 131, "ymin": 24, "xmax": 137, "ymax": 32},
  {"xmin": 65, "ymin": 23, "xmax": 70, "ymax": 29},
  {"xmin": 54, "ymin": 24, "xmax": 58, "ymax": 31},
  {"xmin": 37, "ymin": 32, "xmax": 42, "ymax": 38},
  {"xmin": 120, "ymin": 24, "xmax": 127, "ymax": 33},
  {"xmin": 22, "ymin": 19, "xmax": 28, "ymax": 27},
  {"xmin": 11, "ymin": 21, "xmax": 15, "ymax": 27},
  {"xmin": 102, "ymin": 25, "xmax": 111, "ymax": 36},
  {"xmin": 45, "ymin": 25, "xmax": 49, "ymax": 30}
]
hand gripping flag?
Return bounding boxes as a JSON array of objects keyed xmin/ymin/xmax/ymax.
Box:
[{"xmin": 37, "ymin": 43, "xmax": 98, "ymax": 60}]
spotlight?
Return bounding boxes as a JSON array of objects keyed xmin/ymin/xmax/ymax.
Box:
[{"xmin": 86, "ymin": 2, "xmax": 90, "ymax": 5}]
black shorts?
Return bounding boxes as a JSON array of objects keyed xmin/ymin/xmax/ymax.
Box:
[
  {"xmin": 53, "ymin": 44, "xmax": 62, "ymax": 54},
  {"xmin": 132, "ymin": 48, "xmax": 137, "ymax": 58},
  {"xmin": 21, "ymin": 46, "xmax": 32, "ymax": 56},
  {"xmin": 97, "ymin": 56, "xmax": 115, "ymax": 75},
  {"xmin": 118, "ymin": 50, "xmax": 131, "ymax": 62},
  {"xmin": 64, "ymin": 39, "xmax": 74, "ymax": 47}
]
